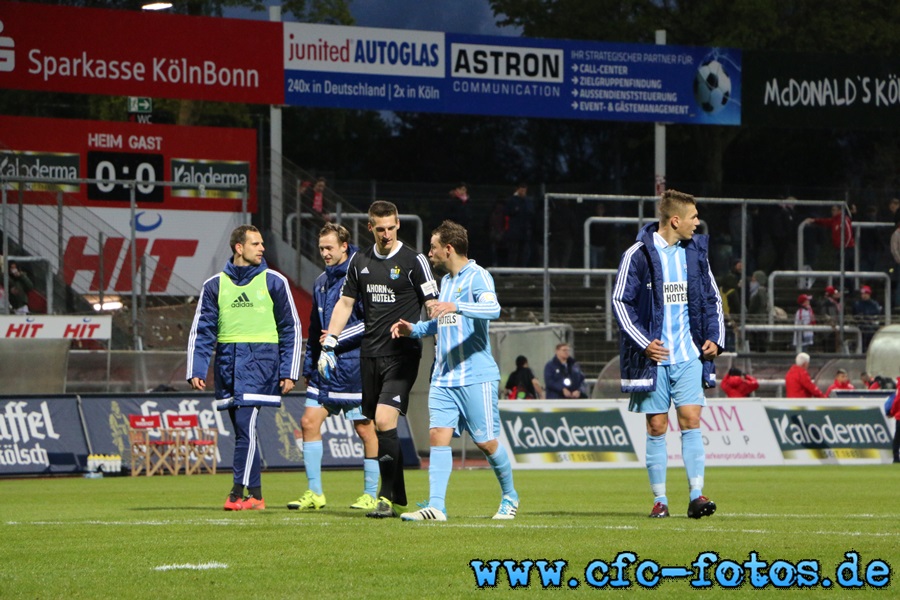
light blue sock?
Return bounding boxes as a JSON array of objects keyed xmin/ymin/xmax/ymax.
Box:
[
  {"xmin": 363, "ymin": 458, "xmax": 378, "ymax": 499},
  {"xmin": 303, "ymin": 440, "xmax": 324, "ymax": 495},
  {"xmin": 428, "ymin": 446, "xmax": 452, "ymax": 512},
  {"xmin": 646, "ymin": 433, "xmax": 668, "ymax": 505},
  {"xmin": 681, "ymin": 428, "xmax": 705, "ymax": 501},
  {"xmin": 487, "ymin": 445, "xmax": 518, "ymax": 501}
]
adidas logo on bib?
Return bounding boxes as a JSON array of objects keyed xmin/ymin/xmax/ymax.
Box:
[{"xmin": 231, "ymin": 292, "xmax": 253, "ymax": 308}]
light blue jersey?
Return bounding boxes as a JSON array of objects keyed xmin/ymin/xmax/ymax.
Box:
[
  {"xmin": 653, "ymin": 232, "xmax": 700, "ymax": 366},
  {"xmin": 410, "ymin": 260, "xmax": 500, "ymax": 387}
]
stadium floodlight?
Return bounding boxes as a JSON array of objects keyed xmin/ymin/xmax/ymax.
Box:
[{"xmin": 142, "ymin": 2, "xmax": 173, "ymax": 10}]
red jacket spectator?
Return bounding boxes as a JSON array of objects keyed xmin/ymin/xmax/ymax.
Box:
[
  {"xmin": 721, "ymin": 368, "xmax": 760, "ymax": 398},
  {"xmin": 809, "ymin": 205, "xmax": 854, "ymax": 249},
  {"xmin": 824, "ymin": 371, "xmax": 855, "ymax": 397},
  {"xmin": 785, "ymin": 353, "xmax": 825, "ymax": 398}
]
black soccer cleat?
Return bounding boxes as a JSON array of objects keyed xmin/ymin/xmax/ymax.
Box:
[
  {"xmin": 687, "ymin": 496, "xmax": 717, "ymax": 519},
  {"xmin": 365, "ymin": 497, "xmax": 397, "ymax": 519},
  {"xmin": 648, "ymin": 501, "xmax": 670, "ymax": 518}
]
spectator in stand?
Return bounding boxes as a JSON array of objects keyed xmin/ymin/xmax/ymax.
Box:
[
  {"xmin": 747, "ymin": 270, "xmax": 769, "ymax": 352},
  {"xmin": 445, "ymin": 182, "xmax": 472, "ymax": 231},
  {"xmin": 885, "ymin": 391, "xmax": 900, "ymax": 463},
  {"xmin": 720, "ymin": 367, "xmax": 759, "ymax": 398},
  {"xmin": 877, "ymin": 197, "xmax": 900, "ymax": 229},
  {"xmin": 718, "ymin": 273, "xmax": 739, "ymax": 352},
  {"xmin": 769, "ymin": 199, "xmax": 798, "ymax": 272},
  {"xmin": 852, "ymin": 285, "xmax": 882, "ymax": 352},
  {"xmin": 860, "ymin": 371, "xmax": 880, "ymax": 390},
  {"xmin": 859, "ymin": 203, "xmax": 883, "ymax": 272},
  {"xmin": 824, "ymin": 368, "xmax": 855, "ymax": 396},
  {"xmin": 785, "ymin": 352, "xmax": 825, "ymax": 398},
  {"xmin": 819, "ymin": 285, "xmax": 843, "ymax": 353},
  {"xmin": 504, "ymin": 182, "xmax": 535, "ymax": 268},
  {"xmin": 544, "ymin": 343, "xmax": 586, "ymax": 399},
  {"xmin": 793, "ymin": 294, "xmax": 816, "ymax": 352},
  {"xmin": 804, "ymin": 204, "xmax": 854, "ymax": 272},
  {"xmin": 589, "ymin": 202, "xmax": 615, "ymax": 269},
  {"xmin": 2, "ymin": 260, "xmax": 33, "ymax": 315},
  {"xmin": 487, "ymin": 198, "xmax": 507, "ymax": 267},
  {"xmin": 301, "ymin": 177, "xmax": 332, "ymax": 254},
  {"xmin": 549, "ymin": 198, "xmax": 578, "ymax": 269},
  {"xmin": 890, "ymin": 213, "xmax": 900, "ymax": 309},
  {"xmin": 504, "ymin": 355, "xmax": 544, "ymax": 399}
]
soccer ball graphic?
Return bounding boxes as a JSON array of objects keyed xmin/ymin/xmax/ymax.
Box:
[{"xmin": 693, "ymin": 59, "xmax": 731, "ymax": 114}]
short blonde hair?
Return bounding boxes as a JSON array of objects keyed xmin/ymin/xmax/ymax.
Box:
[{"xmin": 658, "ymin": 189, "xmax": 696, "ymax": 224}]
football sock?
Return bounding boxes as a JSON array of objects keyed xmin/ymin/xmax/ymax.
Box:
[
  {"xmin": 394, "ymin": 436, "xmax": 407, "ymax": 506},
  {"xmin": 376, "ymin": 428, "xmax": 399, "ymax": 503},
  {"xmin": 487, "ymin": 445, "xmax": 517, "ymax": 501},
  {"xmin": 303, "ymin": 440, "xmax": 324, "ymax": 495},
  {"xmin": 646, "ymin": 433, "xmax": 668, "ymax": 505},
  {"xmin": 682, "ymin": 427, "xmax": 705, "ymax": 501},
  {"xmin": 248, "ymin": 486, "xmax": 262, "ymax": 500},
  {"xmin": 363, "ymin": 457, "xmax": 379, "ymax": 498},
  {"xmin": 428, "ymin": 446, "xmax": 452, "ymax": 512},
  {"xmin": 230, "ymin": 483, "xmax": 244, "ymax": 498}
]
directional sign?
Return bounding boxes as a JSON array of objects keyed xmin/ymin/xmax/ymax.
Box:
[{"xmin": 127, "ymin": 97, "xmax": 153, "ymax": 114}]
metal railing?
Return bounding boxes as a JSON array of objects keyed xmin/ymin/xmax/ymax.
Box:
[
  {"xmin": 742, "ymin": 324, "xmax": 863, "ymax": 355},
  {"xmin": 581, "ymin": 216, "xmax": 708, "ymax": 287},
  {"xmin": 285, "ymin": 209, "xmax": 424, "ymax": 253},
  {"xmin": 797, "ymin": 220, "xmax": 894, "ymax": 278}
]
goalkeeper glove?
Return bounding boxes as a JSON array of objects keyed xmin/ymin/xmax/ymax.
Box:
[{"xmin": 317, "ymin": 334, "xmax": 338, "ymax": 380}]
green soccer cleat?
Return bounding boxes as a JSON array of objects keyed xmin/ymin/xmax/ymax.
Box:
[
  {"xmin": 287, "ymin": 490, "xmax": 326, "ymax": 511},
  {"xmin": 349, "ymin": 493, "xmax": 378, "ymax": 510}
]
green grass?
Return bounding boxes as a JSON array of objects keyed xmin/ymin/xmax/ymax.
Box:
[{"xmin": 1, "ymin": 466, "xmax": 898, "ymax": 598}]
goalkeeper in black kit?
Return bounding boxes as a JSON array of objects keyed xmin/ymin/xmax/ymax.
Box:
[{"xmin": 319, "ymin": 200, "xmax": 439, "ymax": 518}]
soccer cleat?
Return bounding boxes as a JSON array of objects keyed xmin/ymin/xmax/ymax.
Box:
[
  {"xmin": 492, "ymin": 495, "xmax": 519, "ymax": 520},
  {"xmin": 365, "ymin": 497, "xmax": 397, "ymax": 519},
  {"xmin": 349, "ymin": 493, "xmax": 378, "ymax": 510},
  {"xmin": 223, "ymin": 494, "xmax": 243, "ymax": 511},
  {"xmin": 649, "ymin": 501, "xmax": 670, "ymax": 518},
  {"xmin": 240, "ymin": 496, "xmax": 266, "ymax": 510},
  {"xmin": 687, "ymin": 496, "xmax": 716, "ymax": 519},
  {"xmin": 400, "ymin": 506, "xmax": 447, "ymax": 522},
  {"xmin": 287, "ymin": 490, "xmax": 326, "ymax": 510}
]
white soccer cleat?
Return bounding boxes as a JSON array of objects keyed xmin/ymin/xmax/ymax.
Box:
[
  {"xmin": 400, "ymin": 506, "xmax": 447, "ymax": 522},
  {"xmin": 492, "ymin": 495, "xmax": 519, "ymax": 520}
]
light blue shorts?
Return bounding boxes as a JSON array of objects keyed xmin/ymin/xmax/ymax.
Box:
[
  {"xmin": 305, "ymin": 389, "xmax": 367, "ymax": 421},
  {"xmin": 629, "ymin": 358, "xmax": 706, "ymax": 414},
  {"xmin": 429, "ymin": 381, "xmax": 500, "ymax": 444}
]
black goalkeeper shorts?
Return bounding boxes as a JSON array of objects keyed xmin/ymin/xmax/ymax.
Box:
[{"xmin": 360, "ymin": 354, "xmax": 420, "ymax": 419}]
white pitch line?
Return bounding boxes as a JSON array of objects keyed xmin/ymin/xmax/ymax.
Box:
[
  {"xmin": 7, "ymin": 519, "xmax": 897, "ymax": 539},
  {"xmin": 154, "ymin": 562, "xmax": 228, "ymax": 571}
]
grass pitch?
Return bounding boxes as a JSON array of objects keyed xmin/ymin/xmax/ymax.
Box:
[{"xmin": 1, "ymin": 465, "xmax": 897, "ymax": 598}]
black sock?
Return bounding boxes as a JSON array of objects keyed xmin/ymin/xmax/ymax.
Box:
[
  {"xmin": 230, "ymin": 483, "xmax": 244, "ymax": 498},
  {"xmin": 377, "ymin": 429, "xmax": 399, "ymax": 503},
  {"xmin": 394, "ymin": 438, "xmax": 407, "ymax": 506},
  {"xmin": 248, "ymin": 486, "xmax": 262, "ymax": 500}
]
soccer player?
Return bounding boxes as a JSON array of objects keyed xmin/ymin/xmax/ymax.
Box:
[
  {"xmin": 612, "ymin": 189, "xmax": 723, "ymax": 519},
  {"xmin": 187, "ymin": 225, "xmax": 301, "ymax": 510},
  {"xmin": 320, "ymin": 200, "xmax": 439, "ymax": 518},
  {"xmin": 287, "ymin": 224, "xmax": 378, "ymax": 511},
  {"xmin": 391, "ymin": 220, "xmax": 519, "ymax": 522}
]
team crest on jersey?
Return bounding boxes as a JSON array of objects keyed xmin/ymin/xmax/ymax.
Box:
[{"xmin": 390, "ymin": 266, "xmax": 401, "ymax": 280}]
